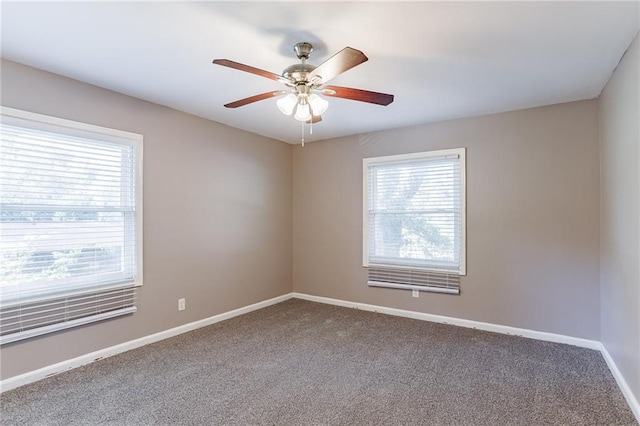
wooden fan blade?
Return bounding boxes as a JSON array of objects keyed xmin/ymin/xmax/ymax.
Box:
[
  {"xmin": 307, "ymin": 47, "xmax": 368, "ymax": 84},
  {"xmin": 213, "ymin": 59, "xmax": 291, "ymax": 84},
  {"xmin": 322, "ymin": 86, "xmax": 394, "ymax": 106},
  {"xmin": 306, "ymin": 115, "xmax": 322, "ymax": 124},
  {"xmin": 224, "ymin": 91, "xmax": 287, "ymax": 108}
]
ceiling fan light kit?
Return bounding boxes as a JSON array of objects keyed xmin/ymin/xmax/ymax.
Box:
[
  {"xmin": 213, "ymin": 42, "xmax": 394, "ymax": 144},
  {"xmin": 277, "ymin": 92, "xmax": 328, "ymax": 121}
]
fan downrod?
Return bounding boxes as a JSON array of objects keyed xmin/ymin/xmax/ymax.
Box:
[{"xmin": 283, "ymin": 42, "xmax": 317, "ymax": 83}]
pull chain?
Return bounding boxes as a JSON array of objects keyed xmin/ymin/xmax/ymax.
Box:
[{"xmin": 301, "ymin": 121, "xmax": 305, "ymax": 147}]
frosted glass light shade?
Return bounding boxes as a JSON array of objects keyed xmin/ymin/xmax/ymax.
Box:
[
  {"xmin": 294, "ymin": 103, "xmax": 312, "ymax": 122},
  {"xmin": 276, "ymin": 94, "xmax": 298, "ymax": 115},
  {"xmin": 308, "ymin": 94, "xmax": 329, "ymax": 115}
]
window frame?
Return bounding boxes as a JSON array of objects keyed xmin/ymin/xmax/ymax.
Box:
[
  {"xmin": 362, "ymin": 148, "xmax": 466, "ymax": 275},
  {"xmin": 0, "ymin": 106, "xmax": 144, "ymax": 306}
]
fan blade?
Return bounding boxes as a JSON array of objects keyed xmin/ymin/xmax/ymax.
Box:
[
  {"xmin": 213, "ymin": 59, "xmax": 291, "ymax": 84},
  {"xmin": 322, "ymin": 86, "xmax": 394, "ymax": 106},
  {"xmin": 306, "ymin": 115, "xmax": 322, "ymax": 124},
  {"xmin": 224, "ymin": 91, "xmax": 287, "ymax": 108},
  {"xmin": 307, "ymin": 47, "xmax": 368, "ymax": 84}
]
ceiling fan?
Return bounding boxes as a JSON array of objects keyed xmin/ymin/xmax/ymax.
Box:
[{"xmin": 212, "ymin": 42, "xmax": 394, "ymax": 127}]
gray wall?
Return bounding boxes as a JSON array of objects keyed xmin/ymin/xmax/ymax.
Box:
[
  {"xmin": 0, "ymin": 59, "xmax": 293, "ymax": 380},
  {"xmin": 293, "ymin": 100, "xmax": 601, "ymax": 340},
  {"xmin": 599, "ymin": 32, "xmax": 640, "ymax": 403}
]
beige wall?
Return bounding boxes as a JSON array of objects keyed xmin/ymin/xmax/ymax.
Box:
[
  {"xmin": 0, "ymin": 59, "xmax": 293, "ymax": 379},
  {"xmin": 0, "ymin": 54, "xmax": 620, "ymax": 382},
  {"xmin": 599, "ymin": 32, "xmax": 640, "ymax": 403},
  {"xmin": 293, "ymin": 100, "xmax": 601, "ymax": 340}
]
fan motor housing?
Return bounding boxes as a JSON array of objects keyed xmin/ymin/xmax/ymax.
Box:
[{"xmin": 282, "ymin": 63, "xmax": 316, "ymax": 83}]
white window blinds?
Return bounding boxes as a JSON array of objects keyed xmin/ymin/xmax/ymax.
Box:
[
  {"xmin": 363, "ymin": 149, "xmax": 465, "ymax": 293},
  {"xmin": 0, "ymin": 107, "xmax": 143, "ymax": 344}
]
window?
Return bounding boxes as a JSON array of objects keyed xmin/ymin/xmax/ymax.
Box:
[
  {"xmin": 363, "ymin": 148, "xmax": 465, "ymax": 294},
  {"xmin": 0, "ymin": 107, "xmax": 143, "ymax": 344}
]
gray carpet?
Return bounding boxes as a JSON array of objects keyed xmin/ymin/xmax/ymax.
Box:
[{"xmin": 0, "ymin": 299, "xmax": 636, "ymax": 425}]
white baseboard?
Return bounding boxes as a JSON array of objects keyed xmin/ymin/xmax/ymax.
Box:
[
  {"xmin": 0, "ymin": 293, "xmax": 293, "ymax": 393},
  {"xmin": 292, "ymin": 292, "xmax": 601, "ymax": 350},
  {"xmin": 599, "ymin": 343, "xmax": 640, "ymax": 421}
]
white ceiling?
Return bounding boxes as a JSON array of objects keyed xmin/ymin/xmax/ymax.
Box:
[{"xmin": 1, "ymin": 2, "xmax": 638, "ymax": 144}]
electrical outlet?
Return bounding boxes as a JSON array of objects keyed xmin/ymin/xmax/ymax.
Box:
[
  {"xmin": 178, "ymin": 298, "xmax": 186, "ymax": 311},
  {"xmin": 412, "ymin": 289, "xmax": 419, "ymax": 298}
]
